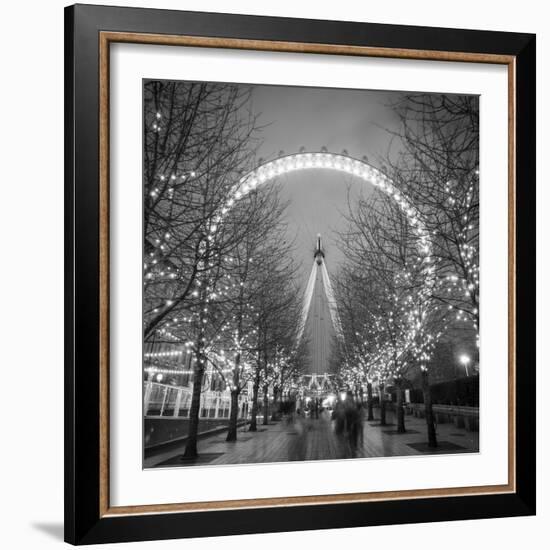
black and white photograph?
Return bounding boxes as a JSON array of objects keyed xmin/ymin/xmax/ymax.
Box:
[
  {"xmin": 142, "ymin": 80, "xmax": 480, "ymax": 468},
  {"xmin": 0, "ymin": 0, "xmax": 542, "ymax": 546}
]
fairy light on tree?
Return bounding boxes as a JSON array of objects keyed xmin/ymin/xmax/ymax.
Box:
[
  {"xmin": 143, "ymin": 76, "xmax": 480, "ymax": 463},
  {"xmin": 143, "ymin": 80, "xmax": 266, "ymax": 459},
  {"xmin": 333, "ymin": 94, "xmax": 478, "ymax": 448},
  {"xmin": 336, "ymin": 183, "xmax": 449, "ymax": 439},
  {"xmin": 387, "ymin": 93, "xmax": 479, "ymax": 333}
]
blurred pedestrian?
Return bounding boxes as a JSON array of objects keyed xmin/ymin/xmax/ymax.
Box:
[
  {"xmin": 344, "ymin": 391, "xmax": 358, "ymax": 448},
  {"xmin": 333, "ymin": 397, "xmax": 346, "ymax": 434},
  {"xmin": 354, "ymin": 401, "xmax": 364, "ymax": 448}
]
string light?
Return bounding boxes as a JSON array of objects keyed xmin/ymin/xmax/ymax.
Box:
[{"xmin": 143, "ymin": 148, "xmax": 476, "ymax": 398}]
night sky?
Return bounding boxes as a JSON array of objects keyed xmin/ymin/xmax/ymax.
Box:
[{"xmin": 246, "ymin": 83, "xmax": 405, "ymax": 285}]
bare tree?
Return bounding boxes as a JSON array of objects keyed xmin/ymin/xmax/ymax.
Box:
[
  {"xmin": 143, "ymin": 81, "xmax": 261, "ymax": 342},
  {"xmin": 387, "ymin": 93, "xmax": 479, "ymax": 330},
  {"xmin": 247, "ymin": 241, "xmax": 302, "ymax": 430},
  {"xmin": 335, "ymin": 94, "xmax": 478, "ymax": 446},
  {"xmin": 210, "ymin": 183, "xmax": 297, "ymax": 441},
  {"xmin": 336, "ymin": 188, "xmax": 445, "ymax": 439},
  {"xmin": 143, "ymin": 80, "xmax": 268, "ymax": 458}
]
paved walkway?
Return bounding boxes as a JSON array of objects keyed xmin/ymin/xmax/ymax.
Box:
[{"xmin": 145, "ymin": 410, "xmax": 479, "ymax": 468}]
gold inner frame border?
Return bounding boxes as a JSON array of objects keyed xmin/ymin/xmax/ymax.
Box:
[{"xmin": 98, "ymin": 31, "xmax": 516, "ymax": 518}]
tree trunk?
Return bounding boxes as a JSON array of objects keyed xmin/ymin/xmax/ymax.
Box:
[
  {"xmin": 396, "ymin": 379, "xmax": 406, "ymax": 433},
  {"xmin": 183, "ymin": 255, "xmax": 208, "ymax": 459},
  {"xmin": 226, "ymin": 388, "xmax": 240, "ymax": 441},
  {"xmin": 379, "ymin": 383, "xmax": 387, "ymax": 426},
  {"xmin": 422, "ymin": 369, "xmax": 437, "ymax": 447},
  {"xmin": 248, "ymin": 368, "xmax": 261, "ymax": 432},
  {"xmin": 226, "ymin": 350, "xmax": 241, "ymax": 441},
  {"xmin": 183, "ymin": 353, "xmax": 205, "ymax": 458},
  {"xmin": 367, "ymin": 382, "xmax": 374, "ymax": 421},
  {"xmin": 262, "ymin": 383, "xmax": 269, "ymax": 425},
  {"xmin": 271, "ymin": 385, "xmax": 279, "ymax": 421}
]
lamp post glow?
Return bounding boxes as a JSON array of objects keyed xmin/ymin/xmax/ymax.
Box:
[{"xmin": 459, "ymin": 354, "xmax": 471, "ymax": 376}]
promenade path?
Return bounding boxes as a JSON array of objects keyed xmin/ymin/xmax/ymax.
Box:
[{"xmin": 145, "ymin": 409, "xmax": 479, "ymax": 468}]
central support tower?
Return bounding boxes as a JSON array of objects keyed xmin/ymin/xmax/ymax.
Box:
[{"xmin": 299, "ymin": 235, "xmax": 343, "ymax": 379}]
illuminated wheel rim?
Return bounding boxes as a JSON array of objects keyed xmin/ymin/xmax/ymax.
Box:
[
  {"xmin": 225, "ymin": 152, "xmax": 433, "ymax": 275},
  {"xmin": 214, "ymin": 151, "xmax": 435, "ymax": 363}
]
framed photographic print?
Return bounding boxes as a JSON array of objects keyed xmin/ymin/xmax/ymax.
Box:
[{"xmin": 64, "ymin": 3, "xmax": 536, "ymax": 545}]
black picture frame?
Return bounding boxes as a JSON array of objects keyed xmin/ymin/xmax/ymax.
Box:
[{"xmin": 65, "ymin": 3, "xmax": 536, "ymax": 545}]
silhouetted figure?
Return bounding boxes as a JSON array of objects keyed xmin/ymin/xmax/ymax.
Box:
[
  {"xmin": 353, "ymin": 402, "xmax": 365, "ymax": 448},
  {"xmin": 344, "ymin": 391, "xmax": 359, "ymax": 449},
  {"xmin": 333, "ymin": 398, "xmax": 346, "ymax": 435}
]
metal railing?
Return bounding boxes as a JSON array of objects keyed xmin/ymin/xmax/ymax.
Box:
[
  {"xmin": 144, "ymin": 381, "xmax": 249, "ymax": 419},
  {"xmin": 405, "ymin": 402, "xmax": 479, "ymax": 431}
]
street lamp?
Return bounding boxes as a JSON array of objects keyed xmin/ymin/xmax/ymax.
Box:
[{"xmin": 459, "ymin": 354, "xmax": 471, "ymax": 376}]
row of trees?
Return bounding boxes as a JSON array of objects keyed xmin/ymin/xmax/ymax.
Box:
[
  {"xmin": 143, "ymin": 81, "xmax": 305, "ymax": 458},
  {"xmin": 144, "ymin": 83, "xmax": 479, "ymax": 454},
  {"xmin": 335, "ymin": 93, "xmax": 479, "ymax": 447}
]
